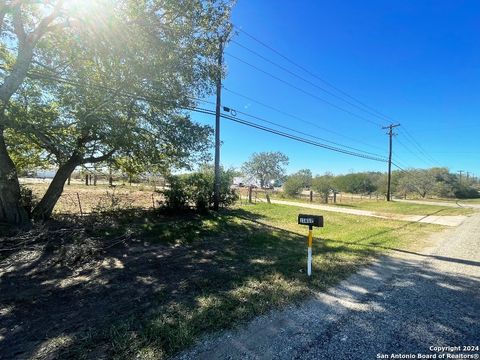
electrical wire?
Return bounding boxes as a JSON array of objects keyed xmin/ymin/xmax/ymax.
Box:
[
  {"xmin": 233, "ymin": 25, "xmax": 393, "ymax": 122},
  {"xmin": 189, "ymin": 106, "xmax": 387, "ymax": 163},
  {"xmin": 232, "ymin": 26, "xmax": 443, "ymax": 168},
  {"xmin": 230, "ymin": 39, "xmax": 389, "ymax": 123},
  {"xmin": 231, "ymin": 107, "xmax": 387, "ymax": 159},
  {"xmin": 223, "ymin": 86, "xmax": 386, "ymax": 152},
  {"xmin": 400, "ymin": 127, "xmax": 441, "ymax": 166},
  {"xmin": 224, "ymin": 52, "xmax": 383, "ymax": 127}
]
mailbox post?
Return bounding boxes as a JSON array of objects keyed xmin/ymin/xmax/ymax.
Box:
[{"xmin": 298, "ymin": 214, "xmax": 324, "ymax": 276}]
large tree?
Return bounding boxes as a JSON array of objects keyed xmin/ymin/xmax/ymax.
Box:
[
  {"xmin": 242, "ymin": 151, "xmax": 289, "ymax": 188},
  {"xmin": 0, "ymin": 0, "xmax": 232, "ymax": 224}
]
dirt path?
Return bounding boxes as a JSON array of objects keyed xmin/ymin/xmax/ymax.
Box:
[
  {"xmin": 258, "ymin": 199, "xmax": 468, "ymax": 226},
  {"xmin": 176, "ymin": 213, "xmax": 480, "ymax": 360}
]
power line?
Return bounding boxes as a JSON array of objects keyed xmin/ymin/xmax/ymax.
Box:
[
  {"xmin": 191, "ymin": 106, "xmax": 387, "ymax": 162},
  {"xmin": 230, "ymin": 107, "xmax": 387, "ymax": 159},
  {"xmin": 232, "ymin": 26, "xmax": 443, "ymax": 168},
  {"xmin": 231, "ymin": 39, "xmax": 391, "ymax": 123},
  {"xmin": 223, "ymin": 86, "xmax": 385, "ymax": 152},
  {"xmin": 224, "ymin": 52, "xmax": 383, "ymax": 127},
  {"xmin": 395, "ymin": 136, "xmax": 434, "ymax": 166},
  {"xmin": 220, "ymin": 113, "xmax": 387, "ymax": 162},
  {"xmin": 233, "ymin": 25, "xmax": 393, "ymax": 122},
  {"xmin": 400, "ymin": 127, "xmax": 441, "ymax": 166},
  {"xmin": 391, "ymin": 154, "xmax": 411, "ymax": 170}
]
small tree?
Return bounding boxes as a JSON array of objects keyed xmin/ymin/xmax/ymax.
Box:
[
  {"xmin": 312, "ymin": 174, "xmax": 335, "ymax": 203},
  {"xmin": 283, "ymin": 176, "xmax": 304, "ymax": 197},
  {"xmin": 242, "ymin": 152, "xmax": 289, "ymax": 188}
]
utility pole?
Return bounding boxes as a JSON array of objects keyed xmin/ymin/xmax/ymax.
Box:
[
  {"xmin": 213, "ymin": 37, "xmax": 225, "ymax": 211},
  {"xmin": 383, "ymin": 123, "xmax": 400, "ymax": 201},
  {"xmin": 458, "ymin": 170, "xmax": 464, "ymax": 181}
]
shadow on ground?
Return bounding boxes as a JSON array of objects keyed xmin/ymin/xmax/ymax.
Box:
[
  {"xmin": 297, "ymin": 256, "xmax": 480, "ymax": 360},
  {"xmin": 0, "ymin": 208, "xmax": 476, "ymax": 359},
  {"xmin": 174, "ymin": 252, "xmax": 480, "ymax": 359}
]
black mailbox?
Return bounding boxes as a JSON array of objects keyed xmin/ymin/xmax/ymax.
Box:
[{"xmin": 298, "ymin": 214, "xmax": 323, "ymax": 227}]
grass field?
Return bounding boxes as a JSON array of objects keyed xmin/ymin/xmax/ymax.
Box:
[
  {"xmin": 3, "ymin": 183, "xmax": 465, "ymax": 358},
  {"xmin": 42, "ymin": 203, "xmax": 441, "ymax": 358},
  {"xmin": 257, "ymin": 191, "xmax": 474, "ymax": 216},
  {"xmin": 330, "ymin": 199, "xmax": 474, "ymax": 215}
]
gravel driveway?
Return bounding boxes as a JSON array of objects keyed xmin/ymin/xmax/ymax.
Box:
[{"xmin": 176, "ymin": 212, "xmax": 480, "ymax": 360}]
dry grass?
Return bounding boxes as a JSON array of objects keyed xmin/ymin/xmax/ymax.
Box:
[{"xmin": 22, "ymin": 181, "xmax": 162, "ymax": 214}]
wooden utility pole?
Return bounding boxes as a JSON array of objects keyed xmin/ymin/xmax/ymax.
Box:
[
  {"xmin": 383, "ymin": 123, "xmax": 400, "ymax": 201},
  {"xmin": 214, "ymin": 37, "xmax": 225, "ymax": 211}
]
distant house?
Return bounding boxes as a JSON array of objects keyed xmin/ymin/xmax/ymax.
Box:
[
  {"xmin": 34, "ymin": 169, "xmax": 57, "ymax": 179},
  {"xmin": 233, "ymin": 176, "xmax": 261, "ymax": 188}
]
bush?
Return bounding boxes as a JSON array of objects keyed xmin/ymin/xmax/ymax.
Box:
[
  {"xmin": 160, "ymin": 167, "xmax": 238, "ymax": 212},
  {"xmin": 283, "ymin": 176, "xmax": 304, "ymax": 196},
  {"xmin": 454, "ymin": 186, "xmax": 480, "ymax": 199},
  {"xmin": 20, "ymin": 184, "xmax": 38, "ymax": 218}
]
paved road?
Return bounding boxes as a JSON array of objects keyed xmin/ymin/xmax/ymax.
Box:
[
  {"xmin": 177, "ymin": 213, "xmax": 480, "ymax": 360},
  {"xmin": 258, "ymin": 198, "xmax": 468, "ymax": 226}
]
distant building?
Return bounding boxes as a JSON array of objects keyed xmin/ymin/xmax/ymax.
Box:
[
  {"xmin": 34, "ymin": 169, "xmax": 57, "ymax": 179},
  {"xmin": 233, "ymin": 176, "xmax": 261, "ymax": 188}
]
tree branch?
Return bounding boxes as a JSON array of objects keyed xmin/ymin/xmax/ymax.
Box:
[
  {"xmin": 12, "ymin": 5, "xmax": 26, "ymax": 46},
  {"xmin": 28, "ymin": 0, "xmax": 65, "ymax": 45},
  {"xmin": 83, "ymin": 148, "xmax": 116, "ymax": 164}
]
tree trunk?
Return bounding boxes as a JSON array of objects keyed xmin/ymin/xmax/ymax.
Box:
[
  {"xmin": 0, "ymin": 127, "xmax": 29, "ymax": 225},
  {"xmin": 32, "ymin": 157, "xmax": 79, "ymax": 221}
]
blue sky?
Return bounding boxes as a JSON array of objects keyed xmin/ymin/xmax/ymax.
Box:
[{"xmin": 193, "ymin": 0, "xmax": 479, "ymax": 176}]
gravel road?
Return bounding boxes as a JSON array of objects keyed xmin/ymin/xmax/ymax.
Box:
[{"xmin": 176, "ymin": 212, "xmax": 480, "ymax": 360}]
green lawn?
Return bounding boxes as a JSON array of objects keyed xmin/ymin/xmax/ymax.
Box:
[
  {"xmin": 82, "ymin": 202, "xmax": 443, "ymax": 359},
  {"xmin": 264, "ymin": 192, "xmax": 473, "ymax": 216},
  {"xmin": 331, "ymin": 199, "xmax": 474, "ymax": 216}
]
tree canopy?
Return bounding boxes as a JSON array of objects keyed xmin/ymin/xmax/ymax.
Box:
[
  {"xmin": 0, "ymin": 0, "xmax": 233, "ymax": 223},
  {"xmin": 242, "ymin": 151, "xmax": 289, "ymax": 188}
]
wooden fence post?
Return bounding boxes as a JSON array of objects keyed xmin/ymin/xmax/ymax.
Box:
[
  {"xmin": 248, "ymin": 185, "xmax": 253, "ymax": 203},
  {"xmin": 310, "ymin": 190, "xmax": 313, "ymax": 202},
  {"xmin": 76, "ymin": 192, "xmax": 83, "ymax": 216}
]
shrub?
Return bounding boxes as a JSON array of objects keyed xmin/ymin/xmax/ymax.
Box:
[
  {"xmin": 160, "ymin": 167, "xmax": 238, "ymax": 212},
  {"xmin": 283, "ymin": 176, "xmax": 304, "ymax": 196},
  {"xmin": 454, "ymin": 186, "xmax": 480, "ymax": 199},
  {"xmin": 19, "ymin": 184, "xmax": 38, "ymax": 218}
]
